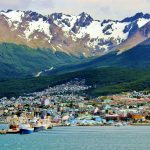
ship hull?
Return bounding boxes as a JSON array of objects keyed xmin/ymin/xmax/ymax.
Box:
[
  {"xmin": 20, "ymin": 128, "xmax": 34, "ymax": 134},
  {"xmin": 34, "ymin": 126, "xmax": 45, "ymax": 132}
]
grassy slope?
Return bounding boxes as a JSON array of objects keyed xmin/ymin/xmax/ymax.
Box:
[
  {"xmin": 1, "ymin": 41, "xmax": 150, "ymax": 98},
  {"xmin": 0, "ymin": 68, "xmax": 150, "ymax": 98},
  {"xmin": 0, "ymin": 43, "xmax": 83, "ymax": 78},
  {"xmin": 45, "ymin": 44, "xmax": 150, "ymax": 75}
]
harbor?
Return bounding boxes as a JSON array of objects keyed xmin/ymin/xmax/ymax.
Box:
[
  {"xmin": 0, "ymin": 116, "xmax": 52, "ymax": 134},
  {"xmin": 1, "ymin": 125, "xmax": 150, "ymax": 150}
]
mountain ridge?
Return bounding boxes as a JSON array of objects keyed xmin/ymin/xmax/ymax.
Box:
[
  {"xmin": 0, "ymin": 10, "xmax": 150, "ymax": 56},
  {"xmin": 42, "ymin": 37, "xmax": 150, "ymax": 75}
]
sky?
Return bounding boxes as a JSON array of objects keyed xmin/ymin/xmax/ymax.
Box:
[{"xmin": 0, "ymin": 0, "xmax": 150, "ymax": 20}]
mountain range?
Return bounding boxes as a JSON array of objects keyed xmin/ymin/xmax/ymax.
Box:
[
  {"xmin": 0, "ymin": 10, "xmax": 150, "ymax": 78},
  {"xmin": 0, "ymin": 10, "xmax": 150, "ymax": 56},
  {"xmin": 44, "ymin": 37, "xmax": 150, "ymax": 75}
]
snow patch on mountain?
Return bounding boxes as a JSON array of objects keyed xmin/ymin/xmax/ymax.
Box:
[
  {"xmin": 1, "ymin": 10, "xmax": 24, "ymax": 28},
  {"xmin": 35, "ymin": 71, "xmax": 42, "ymax": 77},
  {"xmin": 80, "ymin": 21, "xmax": 103, "ymax": 38},
  {"xmin": 24, "ymin": 18, "xmax": 52, "ymax": 40},
  {"xmin": 137, "ymin": 18, "xmax": 150, "ymax": 28},
  {"xmin": 35, "ymin": 67, "xmax": 54, "ymax": 77},
  {"xmin": 0, "ymin": 10, "xmax": 150, "ymax": 56}
]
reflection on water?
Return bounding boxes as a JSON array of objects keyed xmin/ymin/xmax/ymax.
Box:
[{"xmin": 1, "ymin": 125, "xmax": 150, "ymax": 150}]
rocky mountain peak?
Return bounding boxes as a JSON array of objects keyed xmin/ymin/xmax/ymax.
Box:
[
  {"xmin": 122, "ymin": 12, "xmax": 150, "ymax": 22},
  {"xmin": 25, "ymin": 11, "xmax": 47, "ymax": 21},
  {"xmin": 76, "ymin": 12, "xmax": 93, "ymax": 27},
  {"xmin": 0, "ymin": 10, "xmax": 149, "ymax": 57}
]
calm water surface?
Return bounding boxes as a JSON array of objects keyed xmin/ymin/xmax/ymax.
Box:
[{"xmin": 0, "ymin": 125, "xmax": 150, "ymax": 150}]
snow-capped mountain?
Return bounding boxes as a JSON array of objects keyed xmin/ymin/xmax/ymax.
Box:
[
  {"xmin": 118, "ymin": 20, "xmax": 150, "ymax": 52},
  {"xmin": 0, "ymin": 10, "xmax": 150, "ymax": 56}
]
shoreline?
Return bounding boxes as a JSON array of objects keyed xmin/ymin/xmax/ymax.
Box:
[
  {"xmin": 130, "ymin": 123, "xmax": 150, "ymax": 126},
  {"xmin": 53, "ymin": 124, "xmax": 150, "ymax": 127},
  {"xmin": 1, "ymin": 123, "xmax": 150, "ymax": 127}
]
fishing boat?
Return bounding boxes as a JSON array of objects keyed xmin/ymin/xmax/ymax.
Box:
[
  {"xmin": 8, "ymin": 116, "xmax": 20, "ymax": 134},
  {"xmin": 41, "ymin": 124, "xmax": 49, "ymax": 130},
  {"xmin": 34, "ymin": 121, "xmax": 52, "ymax": 131},
  {"xmin": 30, "ymin": 117, "xmax": 43, "ymax": 132},
  {"xmin": 40, "ymin": 118, "xmax": 52, "ymax": 130},
  {"xmin": 31, "ymin": 118, "xmax": 46, "ymax": 132},
  {"xmin": 6, "ymin": 124, "xmax": 20, "ymax": 134},
  {"xmin": 9, "ymin": 124, "xmax": 19, "ymax": 130},
  {"xmin": 47, "ymin": 125, "xmax": 53, "ymax": 129},
  {"xmin": 34, "ymin": 126, "xmax": 45, "ymax": 132},
  {"xmin": 20, "ymin": 128, "xmax": 34, "ymax": 134},
  {"xmin": 20, "ymin": 124, "xmax": 34, "ymax": 134},
  {"xmin": 7, "ymin": 129, "xmax": 20, "ymax": 134}
]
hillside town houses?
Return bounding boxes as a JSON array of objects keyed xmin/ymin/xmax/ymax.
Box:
[{"xmin": 1, "ymin": 79, "xmax": 150, "ymax": 126}]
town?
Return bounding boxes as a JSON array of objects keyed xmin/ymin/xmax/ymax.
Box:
[{"xmin": 0, "ymin": 78, "xmax": 150, "ymax": 134}]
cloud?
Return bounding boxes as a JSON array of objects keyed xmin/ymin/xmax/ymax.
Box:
[
  {"xmin": 0, "ymin": 0, "xmax": 31, "ymax": 10},
  {"xmin": 0, "ymin": 0, "xmax": 149, "ymax": 20},
  {"xmin": 28, "ymin": 0, "xmax": 53, "ymax": 14},
  {"xmin": 46, "ymin": 0, "xmax": 150, "ymax": 20},
  {"xmin": 0, "ymin": 0, "xmax": 53, "ymax": 11},
  {"xmin": 29, "ymin": 0, "xmax": 53, "ymax": 9}
]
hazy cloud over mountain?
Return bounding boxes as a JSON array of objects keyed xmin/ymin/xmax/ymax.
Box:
[
  {"xmin": 0, "ymin": 0, "xmax": 30, "ymax": 9},
  {"xmin": 0, "ymin": 0, "xmax": 149, "ymax": 20},
  {"xmin": 0, "ymin": 0, "xmax": 53, "ymax": 10}
]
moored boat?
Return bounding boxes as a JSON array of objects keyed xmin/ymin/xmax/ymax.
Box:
[
  {"xmin": 9, "ymin": 124, "xmax": 19, "ymax": 130},
  {"xmin": 41, "ymin": 124, "xmax": 49, "ymax": 130},
  {"xmin": 47, "ymin": 125, "xmax": 53, "ymax": 129},
  {"xmin": 32, "ymin": 118, "xmax": 46, "ymax": 132},
  {"xmin": 8, "ymin": 124, "xmax": 20, "ymax": 134},
  {"xmin": 7, "ymin": 129, "xmax": 20, "ymax": 134},
  {"xmin": 8, "ymin": 115, "xmax": 20, "ymax": 134},
  {"xmin": 20, "ymin": 128, "xmax": 34, "ymax": 134},
  {"xmin": 7, "ymin": 124, "xmax": 20, "ymax": 134},
  {"xmin": 40, "ymin": 118, "xmax": 52, "ymax": 130},
  {"xmin": 34, "ymin": 126, "xmax": 45, "ymax": 132},
  {"xmin": 20, "ymin": 124, "xmax": 34, "ymax": 134}
]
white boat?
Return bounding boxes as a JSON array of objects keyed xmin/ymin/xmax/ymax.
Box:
[
  {"xmin": 40, "ymin": 118, "xmax": 52, "ymax": 130},
  {"xmin": 20, "ymin": 124, "xmax": 34, "ymax": 134}
]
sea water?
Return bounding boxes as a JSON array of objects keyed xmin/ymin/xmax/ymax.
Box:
[{"xmin": 0, "ymin": 125, "xmax": 150, "ymax": 150}]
